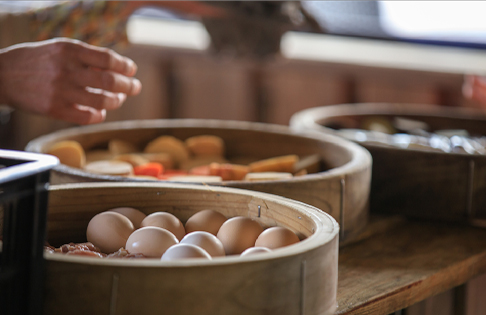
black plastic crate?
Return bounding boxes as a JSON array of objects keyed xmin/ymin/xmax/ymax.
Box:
[{"xmin": 0, "ymin": 149, "xmax": 58, "ymax": 315}]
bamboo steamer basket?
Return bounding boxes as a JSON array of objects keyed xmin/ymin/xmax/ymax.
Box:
[
  {"xmin": 26, "ymin": 119, "xmax": 371, "ymax": 244},
  {"xmin": 43, "ymin": 182, "xmax": 339, "ymax": 315},
  {"xmin": 290, "ymin": 103, "xmax": 486, "ymax": 225}
]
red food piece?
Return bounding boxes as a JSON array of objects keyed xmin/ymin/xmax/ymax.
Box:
[
  {"xmin": 52, "ymin": 242, "xmax": 106, "ymax": 257},
  {"xmin": 66, "ymin": 250, "xmax": 105, "ymax": 258},
  {"xmin": 134, "ymin": 162, "xmax": 164, "ymax": 177},
  {"xmin": 189, "ymin": 165, "xmax": 211, "ymax": 176}
]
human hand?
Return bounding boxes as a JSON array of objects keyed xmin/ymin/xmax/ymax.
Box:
[
  {"xmin": 463, "ymin": 75, "xmax": 486, "ymax": 108},
  {"xmin": 0, "ymin": 38, "xmax": 141, "ymax": 124}
]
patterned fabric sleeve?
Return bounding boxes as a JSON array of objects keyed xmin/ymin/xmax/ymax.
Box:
[{"xmin": 29, "ymin": 1, "xmax": 132, "ymax": 49}]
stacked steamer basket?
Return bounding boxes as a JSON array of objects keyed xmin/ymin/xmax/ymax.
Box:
[
  {"xmin": 290, "ymin": 103, "xmax": 486, "ymax": 225},
  {"xmin": 43, "ymin": 182, "xmax": 339, "ymax": 315},
  {"xmin": 26, "ymin": 119, "xmax": 371, "ymax": 244}
]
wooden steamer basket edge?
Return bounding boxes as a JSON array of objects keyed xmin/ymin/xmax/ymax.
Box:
[
  {"xmin": 44, "ymin": 182, "xmax": 339, "ymax": 315},
  {"xmin": 26, "ymin": 119, "xmax": 371, "ymax": 244},
  {"xmin": 290, "ymin": 103, "xmax": 486, "ymax": 225}
]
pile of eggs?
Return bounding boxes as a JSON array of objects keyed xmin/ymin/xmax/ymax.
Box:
[{"xmin": 85, "ymin": 207, "xmax": 301, "ymax": 261}]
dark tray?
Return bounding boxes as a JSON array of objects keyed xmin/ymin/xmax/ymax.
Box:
[{"xmin": 0, "ymin": 149, "xmax": 58, "ymax": 315}]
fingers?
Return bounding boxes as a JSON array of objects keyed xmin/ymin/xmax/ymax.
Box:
[
  {"xmin": 76, "ymin": 42, "xmax": 138, "ymax": 76},
  {"xmin": 73, "ymin": 68, "xmax": 141, "ymax": 96},
  {"xmin": 66, "ymin": 87, "xmax": 127, "ymax": 111},
  {"xmin": 52, "ymin": 105, "xmax": 107, "ymax": 125}
]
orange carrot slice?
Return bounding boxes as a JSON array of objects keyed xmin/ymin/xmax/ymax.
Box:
[{"xmin": 133, "ymin": 162, "xmax": 164, "ymax": 177}]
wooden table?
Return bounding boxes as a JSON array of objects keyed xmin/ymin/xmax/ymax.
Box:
[{"xmin": 336, "ymin": 216, "xmax": 486, "ymax": 314}]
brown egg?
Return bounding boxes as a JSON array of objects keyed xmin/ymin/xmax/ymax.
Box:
[
  {"xmin": 161, "ymin": 244, "xmax": 211, "ymax": 261},
  {"xmin": 126, "ymin": 226, "xmax": 178, "ymax": 258},
  {"xmin": 180, "ymin": 231, "xmax": 225, "ymax": 257},
  {"xmin": 108, "ymin": 207, "xmax": 146, "ymax": 229},
  {"xmin": 86, "ymin": 212, "xmax": 135, "ymax": 254},
  {"xmin": 217, "ymin": 216, "xmax": 264, "ymax": 255},
  {"xmin": 240, "ymin": 247, "xmax": 272, "ymax": 257},
  {"xmin": 254, "ymin": 226, "xmax": 300, "ymax": 249},
  {"xmin": 185, "ymin": 209, "xmax": 227, "ymax": 235},
  {"xmin": 141, "ymin": 212, "xmax": 185, "ymax": 241}
]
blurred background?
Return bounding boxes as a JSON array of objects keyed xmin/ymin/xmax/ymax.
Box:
[{"xmin": 1, "ymin": 0, "xmax": 486, "ymax": 149}]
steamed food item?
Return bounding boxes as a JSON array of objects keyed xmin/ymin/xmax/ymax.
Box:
[
  {"xmin": 179, "ymin": 155, "xmax": 228, "ymax": 171},
  {"xmin": 185, "ymin": 209, "xmax": 227, "ymax": 235},
  {"xmin": 209, "ymin": 163, "xmax": 249, "ymax": 181},
  {"xmin": 108, "ymin": 139, "xmax": 138, "ymax": 154},
  {"xmin": 161, "ymin": 244, "xmax": 212, "ymax": 261},
  {"xmin": 217, "ymin": 216, "xmax": 264, "ymax": 255},
  {"xmin": 55, "ymin": 208, "xmax": 304, "ymax": 260},
  {"xmin": 84, "ymin": 160, "xmax": 133, "ymax": 176},
  {"xmin": 141, "ymin": 212, "xmax": 186, "ymax": 241},
  {"xmin": 86, "ymin": 212, "xmax": 135, "ymax": 254},
  {"xmin": 85, "ymin": 150, "xmax": 115, "ymax": 163},
  {"xmin": 125, "ymin": 226, "xmax": 179, "ymax": 258},
  {"xmin": 133, "ymin": 162, "xmax": 164, "ymax": 177},
  {"xmin": 113, "ymin": 153, "xmax": 150, "ymax": 167},
  {"xmin": 168, "ymin": 175, "xmax": 223, "ymax": 182},
  {"xmin": 244, "ymin": 172, "xmax": 293, "ymax": 182},
  {"xmin": 248, "ymin": 155, "xmax": 298, "ymax": 173},
  {"xmin": 108, "ymin": 207, "xmax": 146, "ymax": 229},
  {"xmin": 144, "ymin": 135, "xmax": 189, "ymax": 165},
  {"xmin": 254, "ymin": 226, "xmax": 300, "ymax": 249},
  {"xmin": 185, "ymin": 135, "xmax": 225, "ymax": 157},
  {"xmin": 293, "ymin": 154, "xmax": 321, "ymax": 174},
  {"xmin": 139, "ymin": 152, "xmax": 174, "ymax": 169},
  {"xmin": 240, "ymin": 247, "xmax": 272, "ymax": 257},
  {"xmin": 48, "ymin": 134, "xmax": 322, "ymax": 182},
  {"xmin": 180, "ymin": 231, "xmax": 225, "ymax": 257},
  {"xmin": 46, "ymin": 140, "xmax": 86, "ymax": 168}
]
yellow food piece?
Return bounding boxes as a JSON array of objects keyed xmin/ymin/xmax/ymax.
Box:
[
  {"xmin": 143, "ymin": 136, "xmax": 189, "ymax": 165},
  {"xmin": 244, "ymin": 172, "xmax": 293, "ymax": 182},
  {"xmin": 85, "ymin": 150, "xmax": 116, "ymax": 163},
  {"xmin": 140, "ymin": 153, "xmax": 174, "ymax": 169},
  {"xmin": 113, "ymin": 154, "xmax": 150, "ymax": 168},
  {"xmin": 84, "ymin": 160, "xmax": 133, "ymax": 176},
  {"xmin": 248, "ymin": 155, "xmax": 299, "ymax": 173},
  {"xmin": 108, "ymin": 139, "xmax": 138, "ymax": 154},
  {"xmin": 209, "ymin": 163, "xmax": 249, "ymax": 181},
  {"xmin": 293, "ymin": 154, "xmax": 320, "ymax": 174},
  {"xmin": 46, "ymin": 140, "xmax": 86, "ymax": 168},
  {"xmin": 127, "ymin": 175, "xmax": 158, "ymax": 180},
  {"xmin": 168, "ymin": 175, "xmax": 223, "ymax": 183},
  {"xmin": 179, "ymin": 155, "xmax": 228, "ymax": 171},
  {"xmin": 185, "ymin": 135, "xmax": 225, "ymax": 157}
]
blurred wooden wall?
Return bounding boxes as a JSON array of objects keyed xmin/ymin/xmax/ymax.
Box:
[{"xmin": 2, "ymin": 43, "xmax": 470, "ymax": 151}]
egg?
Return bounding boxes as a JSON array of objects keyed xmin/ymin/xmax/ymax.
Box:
[
  {"xmin": 161, "ymin": 244, "xmax": 212, "ymax": 261},
  {"xmin": 240, "ymin": 247, "xmax": 272, "ymax": 257},
  {"xmin": 141, "ymin": 212, "xmax": 185, "ymax": 241},
  {"xmin": 86, "ymin": 212, "xmax": 134, "ymax": 254},
  {"xmin": 185, "ymin": 209, "xmax": 227, "ymax": 235},
  {"xmin": 217, "ymin": 216, "xmax": 264, "ymax": 255},
  {"xmin": 125, "ymin": 226, "xmax": 178, "ymax": 258},
  {"xmin": 108, "ymin": 207, "xmax": 146, "ymax": 229},
  {"xmin": 254, "ymin": 226, "xmax": 300, "ymax": 249},
  {"xmin": 180, "ymin": 231, "xmax": 225, "ymax": 257}
]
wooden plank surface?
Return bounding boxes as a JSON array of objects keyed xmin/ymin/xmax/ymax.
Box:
[{"xmin": 336, "ymin": 216, "xmax": 486, "ymax": 315}]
